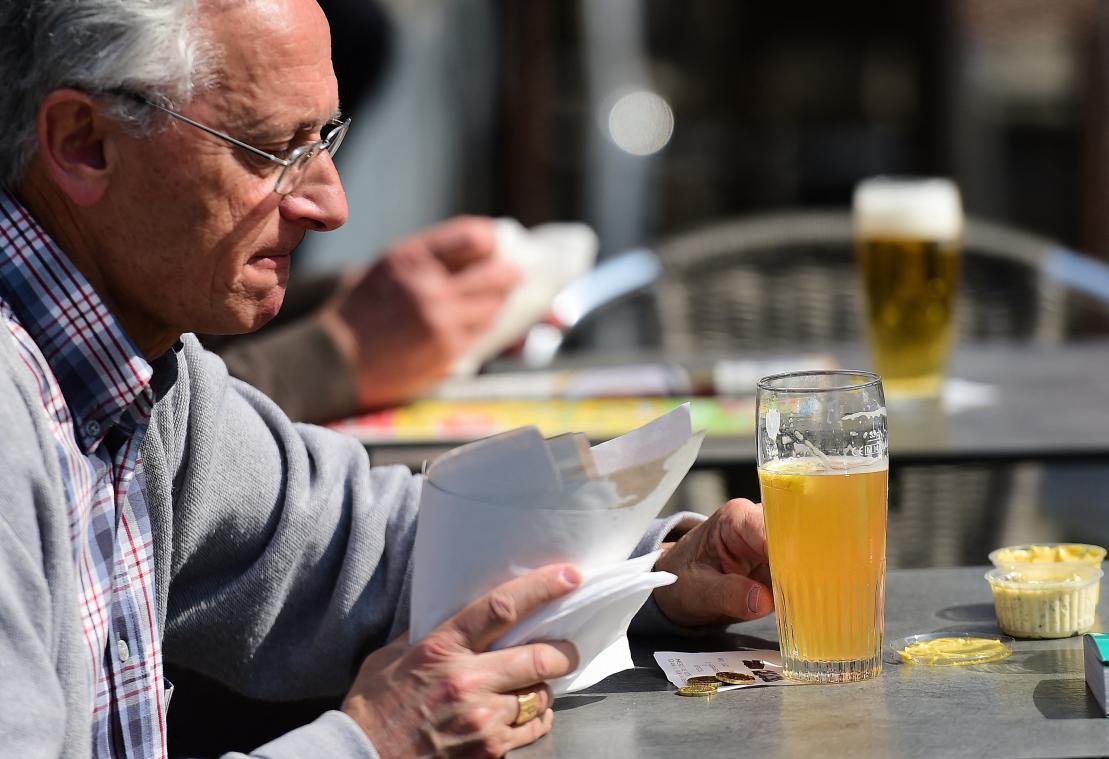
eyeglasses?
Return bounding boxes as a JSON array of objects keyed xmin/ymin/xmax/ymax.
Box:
[{"xmin": 115, "ymin": 93, "xmax": 349, "ymax": 195}]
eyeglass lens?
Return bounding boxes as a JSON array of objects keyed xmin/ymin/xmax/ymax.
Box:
[{"xmin": 274, "ymin": 121, "xmax": 348, "ymax": 195}]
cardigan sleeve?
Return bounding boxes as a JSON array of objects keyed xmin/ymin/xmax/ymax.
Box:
[{"xmin": 148, "ymin": 336, "xmax": 419, "ymax": 702}]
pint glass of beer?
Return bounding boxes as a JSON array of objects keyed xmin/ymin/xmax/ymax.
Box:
[
  {"xmin": 757, "ymin": 371, "xmax": 888, "ymax": 683},
  {"xmin": 854, "ymin": 177, "xmax": 963, "ymax": 398}
]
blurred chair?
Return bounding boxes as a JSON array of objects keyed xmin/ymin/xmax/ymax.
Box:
[
  {"xmin": 651, "ymin": 210, "xmax": 1109, "ymax": 568},
  {"xmin": 653, "ymin": 211, "xmax": 1109, "ymax": 355}
]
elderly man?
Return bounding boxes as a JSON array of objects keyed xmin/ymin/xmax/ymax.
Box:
[{"xmin": 0, "ymin": 1, "xmax": 772, "ymax": 758}]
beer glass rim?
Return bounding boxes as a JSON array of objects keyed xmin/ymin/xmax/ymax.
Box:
[{"xmin": 757, "ymin": 370, "xmax": 882, "ymax": 393}]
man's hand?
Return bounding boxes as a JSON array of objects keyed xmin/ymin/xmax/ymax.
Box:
[
  {"xmin": 317, "ymin": 216, "xmax": 520, "ymax": 410},
  {"xmin": 342, "ymin": 564, "xmax": 581, "ymax": 758},
  {"xmin": 652, "ymin": 499, "xmax": 774, "ymax": 627}
]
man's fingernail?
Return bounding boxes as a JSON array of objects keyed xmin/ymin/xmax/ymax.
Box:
[
  {"xmin": 561, "ymin": 566, "xmax": 582, "ymax": 587},
  {"xmin": 747, "ymin": 586, "xmax": 761, "ymax": 614}
]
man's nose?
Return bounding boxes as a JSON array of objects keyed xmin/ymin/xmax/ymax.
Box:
[{"xmin": 279, "ymin": 151, "xmax": 349, "ymax": 231}]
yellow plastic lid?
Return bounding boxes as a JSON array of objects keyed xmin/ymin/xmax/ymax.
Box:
[{"xmin": 989, "ymin": 543, "xmax": 1106, "ymax": 569}]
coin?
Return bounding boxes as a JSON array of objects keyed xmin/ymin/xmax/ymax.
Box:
[
  {"xmin": 679, "ymin": 681, "xmax": 718, "ymax": 691},
  {"xmin": 676, "ymin": 683, "xmax": 719, "ymax": 697},
  {"xmin": 685, "ymin": 675, "xmax": 721, "ymax": 685},
  {"xmin": 715, "ymin": 671, "xmax": 756, "ymax": 684}
]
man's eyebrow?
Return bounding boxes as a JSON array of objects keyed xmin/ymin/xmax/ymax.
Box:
[
  {"xmin": 238, "ymin": 109, "xmax": 345, "ymax": 142},
  {"xmin": 291, "ymin": 108, "xmax": 344, "ymax": 131}
]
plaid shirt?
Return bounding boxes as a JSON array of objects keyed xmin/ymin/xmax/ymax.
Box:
[{"xmin": 0, "ymin": 191, "xmax": 167, "ymax": 758}]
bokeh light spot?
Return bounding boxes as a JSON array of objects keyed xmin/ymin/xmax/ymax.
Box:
[{"xmin": 607, "ymin": 90, "xmax": 675, "ymax": 156}]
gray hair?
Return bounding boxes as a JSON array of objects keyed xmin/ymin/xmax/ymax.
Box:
[{"xmin": 0, "ymin": 0, "xmax": 217, "ymax": 190}]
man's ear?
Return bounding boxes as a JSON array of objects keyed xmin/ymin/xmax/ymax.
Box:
[{"xmin": 35, "ymin": 89, "xmax": 117, "ymax": 206}]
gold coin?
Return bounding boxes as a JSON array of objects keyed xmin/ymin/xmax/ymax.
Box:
[
  {"xmin": 676, "ymin": 683, "xmax": 718, "ymax": 697},
  {"xmin": 715, "ymin": 671, "xmax": 756, "ymax": 684},
  {"xmin": 680, "ymin": 681, "xmax": 718, "ymax": 691},
  {"xmin": 685, "ymin": 675, "xmax": 721, "ymax": 685}
]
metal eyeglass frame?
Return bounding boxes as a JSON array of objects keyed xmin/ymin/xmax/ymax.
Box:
[{"xmin": 115, "ymin": 92, "xmax": 350, "ymax": 195}]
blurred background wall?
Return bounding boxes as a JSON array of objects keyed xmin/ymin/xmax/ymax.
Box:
[{"xmin": 306, "ymin": 0, "xmax": 1109, "ymax": 267}]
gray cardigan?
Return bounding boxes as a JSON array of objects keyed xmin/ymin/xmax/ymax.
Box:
[{"xmin": 0, "ymin": 331, "xmax": 689, "ymax": 758}]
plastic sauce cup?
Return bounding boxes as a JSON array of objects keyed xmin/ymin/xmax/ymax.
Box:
[{"xmin": 986, "ymin": 564, "xmax": 1102, "ymax": 639}]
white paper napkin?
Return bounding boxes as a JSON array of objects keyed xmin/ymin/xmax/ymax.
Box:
[
  {"xmin": 495, "ymin": 552, "xmax": 675, "ymax": 693},
  {"xmin": 451, "ymin": 219, "xmax": 598, "ymax": 375},
  {"xmin": 409, "ymin": 405, "xmax": 702, "ymax": 694}
]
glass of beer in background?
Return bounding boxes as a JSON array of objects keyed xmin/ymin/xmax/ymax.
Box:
[
  {"xmin": 854, "ymin": 177, "xmax": 963, "ymax": 398},
  {"xmin": 757, "ymin": 371, "xmax": 889, "ymax": 683}
]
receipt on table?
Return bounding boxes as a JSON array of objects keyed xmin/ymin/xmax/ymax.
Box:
[{"xmin": 654, "ymin": 649, "xmax": 802, "ymax": 691}]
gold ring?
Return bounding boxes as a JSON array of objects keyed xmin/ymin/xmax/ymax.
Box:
[{"xmin": 513, "ymin": 691, "xmax": 541, "ymax": 726}]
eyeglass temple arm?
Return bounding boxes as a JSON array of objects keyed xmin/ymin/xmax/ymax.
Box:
[{"xmin": 145, "ymin": 101, "xmax": 289, "ymax": 166}]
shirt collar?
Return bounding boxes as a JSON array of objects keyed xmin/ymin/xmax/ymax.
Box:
[{"xmin": 0, "ymin": 191, "xmax": 155, "ymax": 452}]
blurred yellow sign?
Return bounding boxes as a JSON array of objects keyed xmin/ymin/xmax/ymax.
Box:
[{"xmin": 331, "ymin": 397, "xmax": 753, "ymax": 444}]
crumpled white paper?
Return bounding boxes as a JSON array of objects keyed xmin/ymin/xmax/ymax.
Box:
[
  {"xmin": 653, "ymin": 649, "xmax": 799, "ymax": 691},
  {"xmin": 451, "ymin": 218, "xmax": 598, "ymax": 375},
  {"xmin": 409, "ymin": 405, "xmax": 703, "ymax": 693}
]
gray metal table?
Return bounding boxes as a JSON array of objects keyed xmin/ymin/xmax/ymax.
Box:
[
  {"xmin": 515, "ymin": 566, "xmax": 1109, "ymax": 759},
  {"xmin": 697, "ymin": 340, "xmax": 1109, "ymax": 467},
  {"xmin": 364, "ymin": 340, "xmax": 1109, "ymax": 471}
]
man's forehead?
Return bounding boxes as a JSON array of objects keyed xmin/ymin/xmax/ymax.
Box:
[
  {"xmin": 199, "ymin": 0, "xmax": 286, "ymax": 16},
  {"xmin": 197, "ymin": 0, "xmax": 338, "ymax": 132}
]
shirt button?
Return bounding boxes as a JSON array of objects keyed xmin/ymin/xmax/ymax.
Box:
[
  {"xmin": 84, "ymin": 420, "xmax": 101, "ymax": 438},
  {"xmin": 117, "ymin": 639, "xmax": 129, "ymax": 662}
]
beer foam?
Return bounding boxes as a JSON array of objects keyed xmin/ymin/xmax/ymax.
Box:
[
  {"xmin": 853, "ymin": 177, "xmax": 963, "ymax": 242},
  {"xmin": 762, "ymin": 456, "xmax": 889, "ymax": 475}
]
